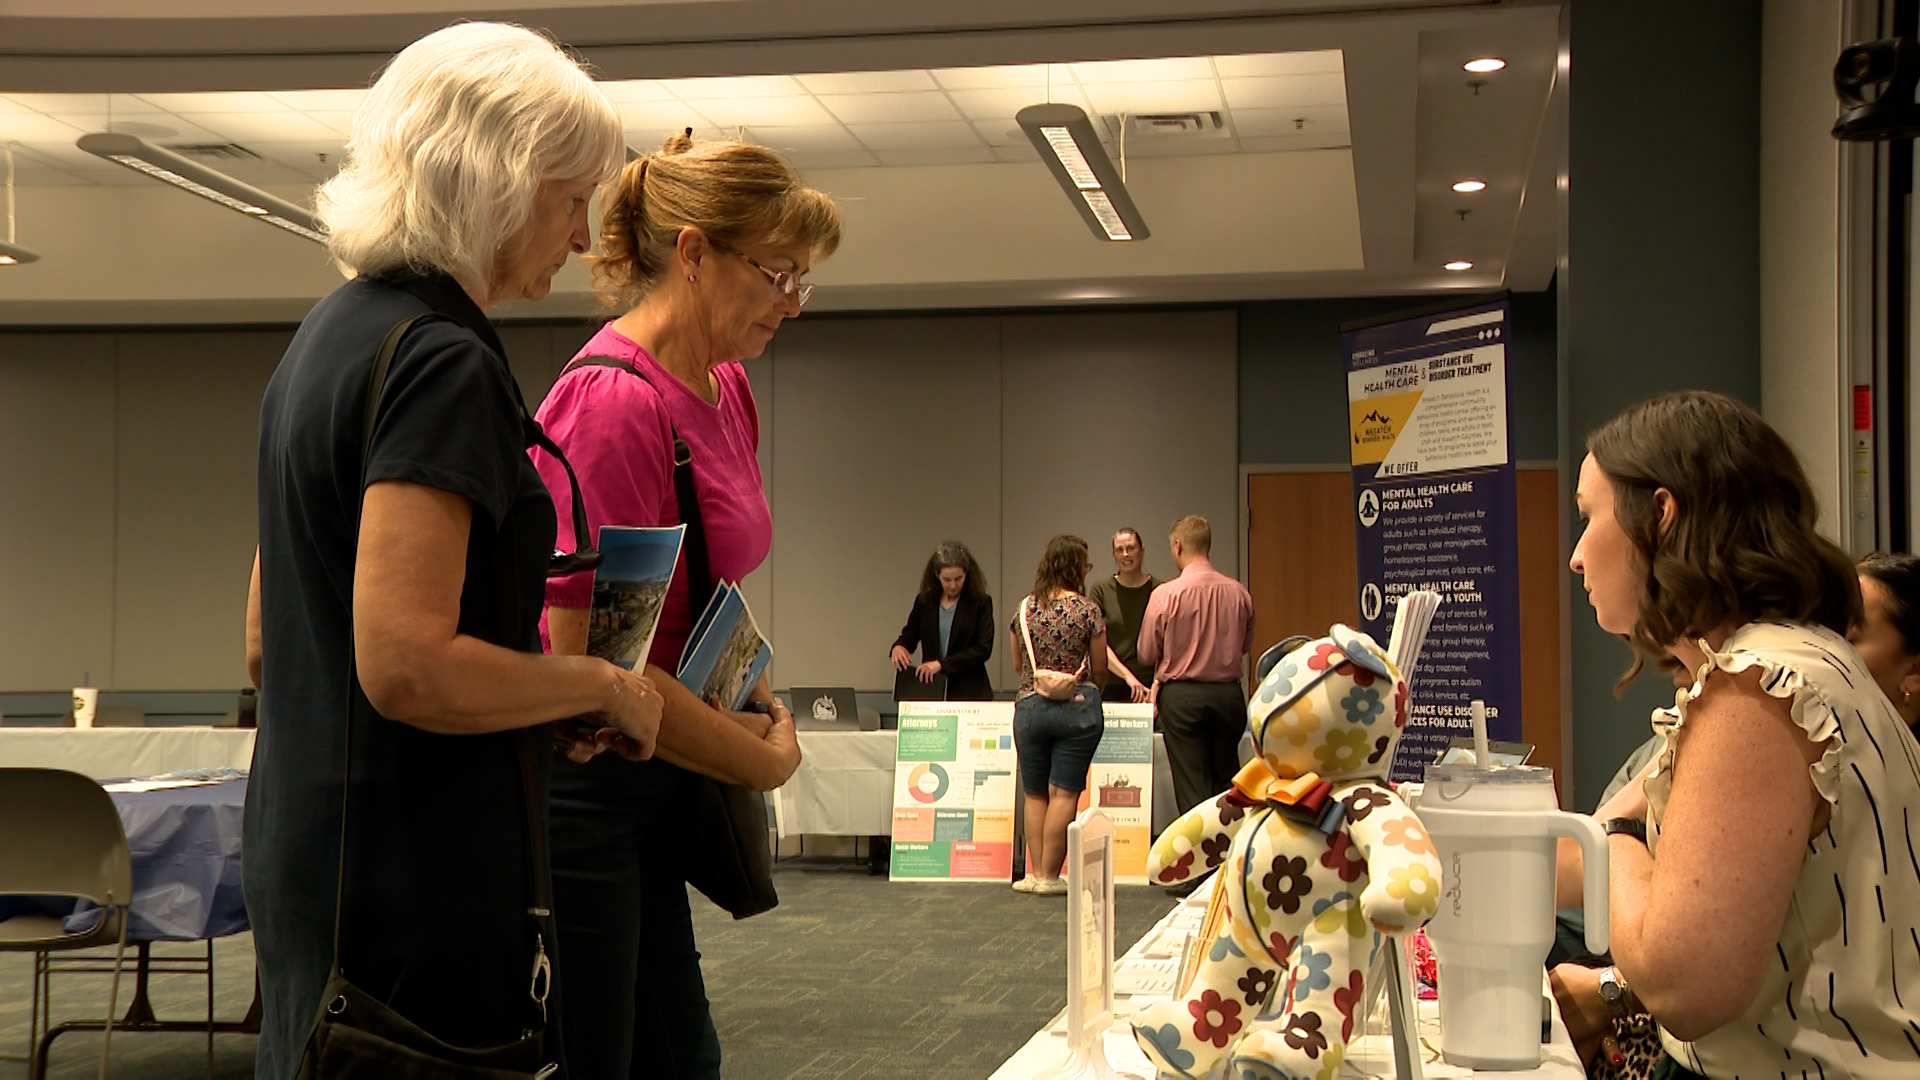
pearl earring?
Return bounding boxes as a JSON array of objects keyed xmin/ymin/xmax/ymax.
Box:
[{"xmin": 687, "ymin": 273, "xmax": 698, "ymax": 284}]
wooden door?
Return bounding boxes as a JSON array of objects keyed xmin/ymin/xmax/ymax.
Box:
[
  {"xmin": 1245, "ymin": 471, "xmax": 1359, "ymax": 665},
  {"xmin": 1245, "ymin": 468, "xmax": 1563, "ymax": 792}
]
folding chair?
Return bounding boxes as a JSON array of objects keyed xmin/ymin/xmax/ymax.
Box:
[{"xmin": 0, "ymin": 768, "xmax": 133, "ymax": 1079}]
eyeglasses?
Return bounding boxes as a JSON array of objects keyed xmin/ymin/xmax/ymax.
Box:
[{"xmin": 711, "ymin": 241, "xmax": 813, "ymax": 307}]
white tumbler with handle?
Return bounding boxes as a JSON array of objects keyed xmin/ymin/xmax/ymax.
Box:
[{"xmin": 1415, "ymin": 763, "xmax": 1608, "ymax": 1069}]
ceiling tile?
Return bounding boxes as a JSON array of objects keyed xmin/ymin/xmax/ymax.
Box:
[
  {"xmin": 1230, "ymin": 106, "xmax": 1351, "ymax": 139},
  {"xmin": 1080, "ymin": 80, "xmax": 1224, "ymax": 116},
  {"xmin": 1213, "ymin": 50, "xmax": 1345, "ymax": 78},
  {"xmin": 6, "ymin": 93, "xmax": 143, "ymax": 115},
  {"xmin": 993, "ymin": 144, "xmax": 1040, "ymax": 163},
  {"xmin": 783, "ymin": 149, "xmax": 880, "ymax": 170},
  {"xmin": 0, "ymin": 96, "xmax": 35, "ymax": 114},
  {"xmin": 661, "ymin": 75, "xmax": 803, "ymax": 100},
  {"xmin": 690, "ymin": 96, "xmax": 834, "ymax": 129},
  {"xmin": 971, "ymin": 119, "xmax": 1029, "ymax": 148},
  {"xmin": 1122, "ymin": 139, "xmax": 1238, "ymax": 159},
  {"xmin": 244, "ymin": 140, "xmax": 350, "ymax": 178},
  {"xmin": 947, "ymin": 87, "xmax": 1054, "ymax": 121},
  {"xmin": 1221, "ymin": 74, "xmax": 1348, "ymax": 110},
  {"xmin": 795, "ymin": 70, "xmax": 937, "ymax": 95},
  {"xmin": 138, "ymin": 91, "xmax": 293, "ymax": 114},
  {"xmin": 1070, "ymin": 57, "xmax": 1215, "ymax": 84},
  {"xmin": 744, "ymin": 124, "xmax": 864, "ymax": 153},
  {"xmin": 302, "ymin": 111, "xmax": 359, "ymax": 137},
  {"xmin": 931, "ymin": 64, "xmax": 1053, "ymax": 90},
  {"xmin": 844, "ymin": 121, "xmax": 983, "ymax": 151},
  {"xmin": 873, "ymin": 147, "xmax": 999, "ymax": 167},
  {"xmin": 817, "ymin": 92, "xmax": 960, "ymax": 125},
  {"xmin": 170, "ymin": 111, "xmax": 344, "ymax": 143},
  {"xmin": 0, "ymin": 113, "xmax": 88, "ymax": 142},
  {"xmin": 1237, "ymin": 132, "xmax": 1353, "ymax": 153},
  {"xmin": 593, "ymin": 80, "xmax": 675, "ymax": 104},
  {"xmin": 265, "ymin": 89, "xmax": 369, "ymax": 112},
  {"xmin": 618, "ymin": 100, "xmax": 712, "ymax": 134}
]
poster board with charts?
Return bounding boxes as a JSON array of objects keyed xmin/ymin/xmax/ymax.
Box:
[
  {"xmin": 1076, "ymin": 704, "xmax": 1155, "ymax": 886},
  {"xmin": 890, "ymin": 701, "xmax": 1017, "ymax": 882}
]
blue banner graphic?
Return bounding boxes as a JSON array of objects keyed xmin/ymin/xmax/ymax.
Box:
[{"xmin": 1341, "ymin": 300, "xmax": 1521, "ymax": 780}]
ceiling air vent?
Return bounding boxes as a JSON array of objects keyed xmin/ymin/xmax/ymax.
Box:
[
  {"xmin": 1112, "ymin": 112, "xmax": 1229, "ymax": 139},
  {"xmin": 165, "ymin": 143, "xmax": 264, "ymax": 163}
]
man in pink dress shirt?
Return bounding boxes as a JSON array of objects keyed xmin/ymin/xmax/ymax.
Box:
[{"xmin": 1136, "ymin": 515, "xmax": 1254, "ymax": 820}]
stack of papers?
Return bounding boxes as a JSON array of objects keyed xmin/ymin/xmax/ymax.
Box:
[
  {"xmin": 1113, "ymin": 957, "xmax": 1181, "ymax": 997},
  {"xmin": 103, "ymin": 778, "xmax": 221, "ymax": 793}
]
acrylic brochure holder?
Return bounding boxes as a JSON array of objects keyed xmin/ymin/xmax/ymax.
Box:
[{"xmin": 1037, "ymin": 810, "xmax": 1123, "ymax": 1080}]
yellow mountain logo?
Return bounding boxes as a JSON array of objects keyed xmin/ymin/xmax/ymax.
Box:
[{"xmin": 1348, "ymin": 390, "xmax": 1423, "ymax": 466}]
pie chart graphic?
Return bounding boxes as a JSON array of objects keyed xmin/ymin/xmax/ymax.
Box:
[{"xmin": 908, "ymin": 762, "xmax": 950, "ymax": 804}]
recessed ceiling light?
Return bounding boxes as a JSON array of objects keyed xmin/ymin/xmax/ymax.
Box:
[
  {"xmin": 1463, "ymin": 58, "xmax": 1506, "ymax": 73},
  {"xmin": 1452, "ymin": 179, "xmax": 1487, "ymax": 193},
  {"xmin": 1444, "ymin": 260, "xmax": 1474, "ymax": 271}
]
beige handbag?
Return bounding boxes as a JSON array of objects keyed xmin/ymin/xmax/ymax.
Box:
[{"xmin": 1018, "ymin": 595, "xmax": 1085, "ymax": 701}]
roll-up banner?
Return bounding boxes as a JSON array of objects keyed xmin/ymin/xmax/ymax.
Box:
[{"xmin": 1341, "ymin": 298, "xmax": 1522, "ymax": 781}]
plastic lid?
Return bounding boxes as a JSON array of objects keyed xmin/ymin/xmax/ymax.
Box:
[{"xmin": 1423, "ymin": 762, "xmax": 1554, "ymax": 786}]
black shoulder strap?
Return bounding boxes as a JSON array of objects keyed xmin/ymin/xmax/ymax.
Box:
[
  {"xmin": 557, "ymin": 354, "xmax": 714, "ymax": 614},
  {"xmin": 333, "ymin": 313, "xmax": 551, "ymax": 1022}
]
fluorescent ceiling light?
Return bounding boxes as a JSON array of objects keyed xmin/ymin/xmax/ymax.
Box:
[
  {"xmin": 1451, "ymin": 179, "xmax": 1487, "ymax": 193},
  {"xmin": 77, "ymin": 132, "xmax": 326, "ymax": 243},
  {"xmin": 1463, "ymin": 58, "xmax": 1507, "ymax": 73},
  {"xmin": 1016, "ymin": 103, "xmax": 1149, "ymax": 242},
  {"xmin": 1444, "ymin": 260, "xmax": 1474, "ymax": 271}
]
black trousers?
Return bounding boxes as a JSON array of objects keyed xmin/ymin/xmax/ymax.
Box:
[
  {"xmin": 549, "ymin": 756, "xmax": 721, "ymax": 1080},
  {"xmin": 1157, "ymin": 680, "xmax": 1247, "ymax": 816}
]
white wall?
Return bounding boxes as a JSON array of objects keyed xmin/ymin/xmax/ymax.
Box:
[
  {"xmin": 0, "ymin": 308, "xmax": 1237, "ymax": 693},
  {"xmin": 1760, "ymin": 0, "xmax": 1846, "ymax": 541}
]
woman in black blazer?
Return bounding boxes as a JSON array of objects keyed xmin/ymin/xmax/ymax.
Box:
[{"xmin": 890, "ymin": 542, "xmax": 995, "ymax": 700}]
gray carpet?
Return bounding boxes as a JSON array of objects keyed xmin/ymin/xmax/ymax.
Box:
[{"xmin": 1, "ymin": 865, "xmax": 1177, "ymax": 1079}]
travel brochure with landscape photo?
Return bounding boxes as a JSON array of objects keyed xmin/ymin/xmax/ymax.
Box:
[
  {"xmin": 587, "ymin": 525, "xmax": 685, "ymax": 670},
  {"xmin": 679, "ymin": 581, "xmax": 773, "ymax": 711}
]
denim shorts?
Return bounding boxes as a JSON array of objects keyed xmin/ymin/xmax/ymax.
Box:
[{"xmin": 1013, "ymin": 685, "xmax": 1105, "ymax": 796}]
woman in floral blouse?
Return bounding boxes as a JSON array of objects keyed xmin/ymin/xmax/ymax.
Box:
[{"xmin": 1008, "ymin": 534, "xmax": 1108, "ymax": 896}]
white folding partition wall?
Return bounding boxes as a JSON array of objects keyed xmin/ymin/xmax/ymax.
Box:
[
  {"xmin": 0, "ymin": 308, "xmax": 1236, "ymax": 695},
  {"xmin": 760, "ymin": 309, "xmax": 1237, "ymax": 693}
]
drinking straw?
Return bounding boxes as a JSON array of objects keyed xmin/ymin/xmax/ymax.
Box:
[{"xmin": 1469, "ymin": 698, "xmax": 1491, "ymax": 767}]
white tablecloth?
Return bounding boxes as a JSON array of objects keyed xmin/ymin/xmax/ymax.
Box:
[
  {"xmin": 0, "ymin": 727, "xmax": 256, "ymax": 780},
  {"xmin": 991, "ymin": 883, "xmax": 1584, "ymax": 1079},
  {"xmin": 773, "ymin": 730, "xmax": 898, "ymax": 837}
]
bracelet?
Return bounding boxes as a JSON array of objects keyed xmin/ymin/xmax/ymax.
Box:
[{"xmin": 1603, "ymin": 817, "xmax": 1648, "ymax": 845}]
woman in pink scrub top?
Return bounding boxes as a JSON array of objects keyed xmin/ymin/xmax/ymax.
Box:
[{"xmin": 528, "ymin": 131, "xmax": 841, "ymax": 1079}]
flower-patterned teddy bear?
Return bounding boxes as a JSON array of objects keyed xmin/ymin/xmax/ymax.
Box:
[{"xmin": 1131, "ymin": 625, "xmax": 1441, "ymax": 1080}]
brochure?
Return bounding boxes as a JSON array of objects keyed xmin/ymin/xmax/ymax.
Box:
[
  {"xmin": 676, "ymin": 581, "xmax": 773, "ymax": 711},
  {"xmin": 586, "ymin": 525, "xmax": 686, "ymax": 671}
]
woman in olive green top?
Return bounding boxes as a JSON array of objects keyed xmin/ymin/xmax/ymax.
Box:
[{"xmin": 1087, "ymin": 528, "xmax": 1159, "ymax": 703}]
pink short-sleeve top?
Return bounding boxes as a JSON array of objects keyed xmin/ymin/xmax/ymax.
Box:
[{"xmin": 530, "ymin": 324, "xmax": 771, "ymax": 670}]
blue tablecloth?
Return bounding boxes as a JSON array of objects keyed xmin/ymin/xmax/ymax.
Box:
[{"xmin": 0, "ymin": 777, "xmax": 249, "ymax": 942}]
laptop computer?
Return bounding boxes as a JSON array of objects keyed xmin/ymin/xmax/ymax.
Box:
[{"xmin": 788, "ymin": 687, "xmax": 874, "ymax": 731}]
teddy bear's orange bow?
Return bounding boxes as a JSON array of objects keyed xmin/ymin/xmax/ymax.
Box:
[{"xmin": 1232, "ymin": 758, "xmax": 1336, "ymax": 815}]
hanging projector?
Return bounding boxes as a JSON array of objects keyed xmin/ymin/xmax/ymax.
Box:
[{"xmin": 1833, "ymin": 37, "xmax": 1920, "ymax": 141}]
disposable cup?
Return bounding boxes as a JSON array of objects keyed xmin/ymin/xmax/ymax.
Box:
[{"xmin": 72, "ymin": 687, "xmax": 99, "ymax": 729}]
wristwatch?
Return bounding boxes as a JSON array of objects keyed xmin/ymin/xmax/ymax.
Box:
[
  {"xmin": 1597, "ymin": 967, "xmax": 1632, "ymax": 1018},
  {"xmin": 1603, "ymin": 816, "xmax": 1648, "ymax": 845}
]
